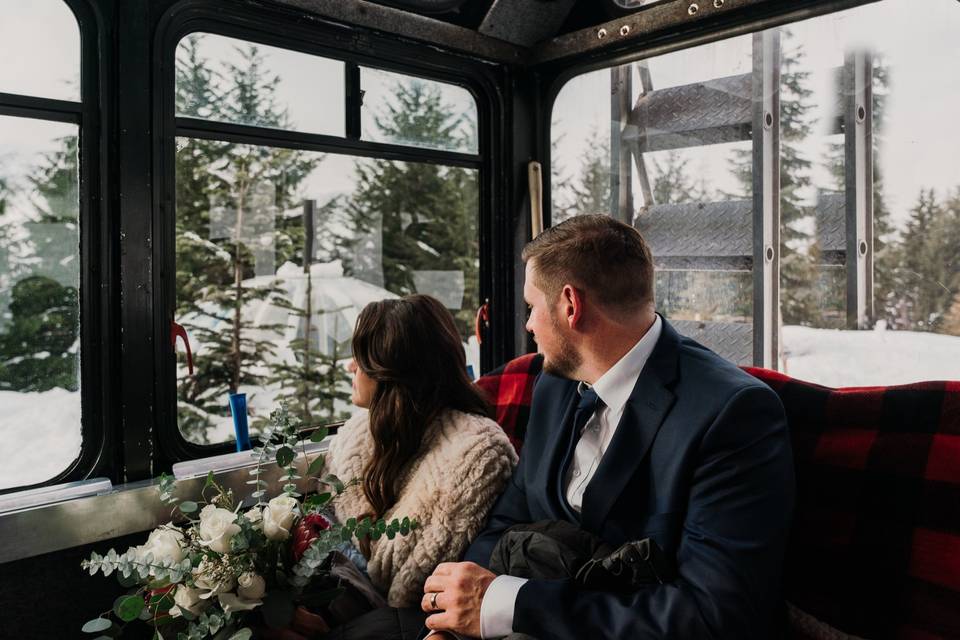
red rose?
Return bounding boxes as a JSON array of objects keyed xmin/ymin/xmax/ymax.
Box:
[{"xmin": 291, "ymin": 514, "xmax": 331, "ymax": 562}]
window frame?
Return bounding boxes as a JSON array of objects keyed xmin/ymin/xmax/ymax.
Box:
[
  {"xmin": 536, "ymin": 0, "xmax": 883, "ymax": 369},
  {"xmin": 0, "ymin": 0, "xmax": 112, "ymax": 496},
  {"xmin": 153, "ymin": 0, "xmax": 510, "ymax": 465}
]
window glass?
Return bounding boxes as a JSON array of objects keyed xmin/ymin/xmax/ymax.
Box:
[
  {"xmin": 551, "ymin": 0, "xmax": 960, "ymax": 384},
  {"xmin": 361, "ymin": 67, "xmax": 479, "ymax": 154},
  {"xmin": 175, "ymin": 33, "xmax": 345, "ymax": 137},
  {"xmin": 0, "ymin": 0, "xmax": 80, "ymax": 102},
  {"xmin": 552, "ymin": 38, "xmax": 755, "ymax": 365},
  {"xmin": 0, "ymin": 116, "xmax": 81, "ymax": 490},
  {"xmin": 175, "ymin": 140, "xmax": 479, "ymax": 444}
]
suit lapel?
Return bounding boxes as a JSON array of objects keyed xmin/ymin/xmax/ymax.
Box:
[
  {"xmin": 580, "ymin": 319, "xmax": 681, "ymax": 532},
  {"xmin": 544, "ymin": 382, "xmax": 580, "ymax": 509}
]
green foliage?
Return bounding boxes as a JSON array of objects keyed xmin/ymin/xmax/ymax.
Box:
[
  {"xmin": 174, "ymin": 38, "xmax": 322, "ymax": 443},
  {"xmin": 344, "ymin": 79, "xmax": 479, "ymax": 337},
  {"xmin": 568, "ymin": 126, "xmax": 611, "ymax": 217}
]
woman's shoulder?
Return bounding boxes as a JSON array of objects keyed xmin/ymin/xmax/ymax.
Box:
[{"xmin": 433, "ymin": 410, "xmax": 516, "ymax": 458}]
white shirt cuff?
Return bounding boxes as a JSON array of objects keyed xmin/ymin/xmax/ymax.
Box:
[{"xmin": 480, "ymin": 575, "xmax": 528, "ymax": 639}]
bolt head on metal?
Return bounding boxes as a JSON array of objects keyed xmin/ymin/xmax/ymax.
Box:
[
  {"xmin": 620, "ymin": 25, "xmax": 631, "ymax": 36},
  {"xmin": 688, "ymin": 3, "xmax": 699, "ymax": 15},
  {"xmin": 713, "ymin": 0, "xmax": 724, "ymax": 7},
  {"xmin": 597, "ymin": 28, "xmax": 608, "ymax": 39}
]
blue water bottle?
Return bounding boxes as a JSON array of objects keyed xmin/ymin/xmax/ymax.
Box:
[{"xmin": 229, "ymin": 392, "xmax": 251, "ymax": 451}]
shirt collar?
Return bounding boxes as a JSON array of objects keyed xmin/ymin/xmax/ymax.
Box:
[{"xmin": 583, "ymin": 314, "xmax": 662, "ymax": 415}]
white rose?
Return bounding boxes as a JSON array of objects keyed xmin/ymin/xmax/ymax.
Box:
[
  {"xmin": 237, "ymin": 572, "xmax": 266, "ymax": 600},
  {"xmin": 262, "ymin": 495, "xmax": 299, "ymax": 541},
  {"xmin": 218, "ymin": 592, "xmax": 263, "ymax": 614},
  {"xmin": 244, "ymin": 506, "xmax": 263, "ymax": 529},
  {"xmin": 171, "ymin": 585, "xmax": 207, "ymax": 617},
  {"xmin": 193, "ymin": 561, "xmax": 236, "ymax": 599},
  {"xmin": 197, "ymin": 504, "xmax": 241, "ymax": 554},
  {"xmin": 135, "ymin": 525, "xmax": 185, "ymax": 574}
]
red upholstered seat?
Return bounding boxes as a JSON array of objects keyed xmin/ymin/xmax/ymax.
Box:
[{"xmin": 476, "ymin": 354, "xmax": 960, "ymax": 640}]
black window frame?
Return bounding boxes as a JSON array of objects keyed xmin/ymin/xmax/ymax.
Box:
[
  {"xmin": 152, "ymin": 0, "xmax": 513, "ymax": 466},
  {"xmin": 0, "ymin": 0, "xmax": 113, "ymax": 496},
  {"xmin": 534, "ymin": 0, "xmax": 883, "ymax": 369}
]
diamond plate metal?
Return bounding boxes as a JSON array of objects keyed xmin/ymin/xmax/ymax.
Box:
[
  {"xmin": 814, "ymin": 191, "xmax": 845, "ymax": 256},
  {"xmin": 636, "ymin": 199, "xmax": 753, "ymax": 262},
  {"xmin": 672, "ymin": 319, "xmax": 753, "ymax": 365},
  {"xmin": 625, "ymin": 74, "xmax": 752, "ymax": 153}
]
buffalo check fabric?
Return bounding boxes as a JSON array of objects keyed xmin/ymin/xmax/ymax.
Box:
[
  {"xmin": 746, "ymin": 368, "xmax": 960, "ymax": 640},
  {"xmin": 475, "ymin": 352, "xmax": 542, "ymax": 453},
  {"xmin": 477, "ymin": 354, "xmax": 959, "ymax": 639}
]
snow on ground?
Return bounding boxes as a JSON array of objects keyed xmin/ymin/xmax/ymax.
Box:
[
  {"xmin": 781, "ymin": 325, "xmax": 960, "ymax": 387},
  {"xmin": 0, "ymin": 387, "xmax": 81, "ymax": 491},
  {"xmin": 3, "ymin": 326, "xmax": 957, "ymax": 492}
]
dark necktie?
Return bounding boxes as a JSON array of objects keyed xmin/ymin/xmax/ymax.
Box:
[{"xmin": 558, "ymin": 386, "xmax": 602, "ymax": 517}]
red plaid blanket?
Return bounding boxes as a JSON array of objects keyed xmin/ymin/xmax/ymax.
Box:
[{"xmin": 476, "ymin": 355, "xmax": 960, "ymax": 639}]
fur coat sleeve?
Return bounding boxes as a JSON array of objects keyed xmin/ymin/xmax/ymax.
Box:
[{"xmin": 324, "ymin": 409, "xmax": 518, "ymax": 607}]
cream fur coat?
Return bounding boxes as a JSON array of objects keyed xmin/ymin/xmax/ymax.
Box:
[{"xmin": 324, "ymin": 409, "xmax": 518, "ymax": 607}]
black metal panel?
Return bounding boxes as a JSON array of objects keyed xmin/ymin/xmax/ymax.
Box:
[
  {"xmin": 479, "ymin": 0, "xmax": 577, "ymax": 47},
  {"xmin": 625, "ymin": 74, "xmax": 752, "ymax": 153},
  {"xmin": 271, "ymin": 0, "xmax": 526, "ymax": 64}
]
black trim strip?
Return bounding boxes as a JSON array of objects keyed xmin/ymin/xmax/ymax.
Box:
[
  {"xmin": 0, "ymin": 92, "xmax": 82, "ymax": 124},
  {"xmin": 175, "ymin": 116, "xmax": 483, "ymax": 168}
]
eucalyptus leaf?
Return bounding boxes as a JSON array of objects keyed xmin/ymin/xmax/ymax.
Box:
[
  {"xmin": 114, "ymin": 594, "xmax": 145, "ymax": 622},
  {"xmin": 228, "ymin": 630, "xmax": 253, "ymax": 640},
  {"xmin": 179, "ymin": 500, "xmax": 198, "ymax": 513},
  {"xmin": 306, "ymin": 455, "xmax": 325, "ymax": 477},
  {"xmin": 310, "ymin": 426, "xmax": 329, "ymax": 443},
  {"xmin": 276, "ymin": 446, "xmax": 295, "ymax": 468},
  {"xmin": 81, "ymin": 618, "xmax": 113, "ymax": 633}
]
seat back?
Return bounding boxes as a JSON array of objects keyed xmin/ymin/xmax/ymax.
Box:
[
  {"xmin": 745, "ymin": 367, "xmax": 960, "ymax": 640},
  {"xmin": 476, "ymin": 355, "xmax": 960, "ymax": 639}
]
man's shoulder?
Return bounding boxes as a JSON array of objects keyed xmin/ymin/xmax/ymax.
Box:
[{"xmin": 674, "ymin": 333, "xmax": 771, "ymax": 398}]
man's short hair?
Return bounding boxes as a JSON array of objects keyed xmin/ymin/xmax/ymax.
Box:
[{"xmin": 522, "ymin": 213, "xmax": 655, "ymax": 315}]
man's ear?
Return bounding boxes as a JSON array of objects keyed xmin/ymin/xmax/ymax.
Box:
[{"xmin": 560, "ymin": 284, "xmax": 584, "ymax": 329}]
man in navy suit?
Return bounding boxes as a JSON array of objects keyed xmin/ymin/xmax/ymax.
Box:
[{"xmin": 420, "ymin": 214, "xmax": 795, "ymax": 639}]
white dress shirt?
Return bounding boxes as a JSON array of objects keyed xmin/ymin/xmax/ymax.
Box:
[{"xmin": 479, "ymin": 315, "xmax": 663, "ymax": 639}]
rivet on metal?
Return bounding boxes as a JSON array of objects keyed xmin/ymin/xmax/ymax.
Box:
[
  {"xmin": 765, "ymin": 246, "xmax": 775, "ymax": 262},
  {"xmin": 764, "ymin": 112, "xmax": 774, "ymax": 129},
  {"xmin": 688, "ymin": 3, "xmax": 699, "ymax": 15},
  {"xmin": 856, "ymin": 105, "xmax": 866, "ymax": 123},
  {"xmin": 620, "ymin": 25, "xmax": 631, "ymax": 37},
  {"xmin": 597, "ymin": 28, "xmax": 608, "ymax": 40},
  {"xmin": 713, "ymin": 0, "xmax": 724, "ymax": 8}
]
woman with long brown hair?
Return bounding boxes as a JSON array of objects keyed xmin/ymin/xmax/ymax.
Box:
[{"xmin": 321, "ymin": 294, "xmax": 517, "ymax": 610}]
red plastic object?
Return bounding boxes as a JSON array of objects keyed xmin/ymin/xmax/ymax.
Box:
[
  {"xmin": 171, "ymin": 321, "xmax": 194, "ymax": 376},
  {"xmin": 474, "ymin": 301, "xmax": 490, "ymax": 345}
]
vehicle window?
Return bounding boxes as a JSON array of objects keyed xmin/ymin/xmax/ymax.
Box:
[
  {"xmin": 174, "ymin": 37, "xmax": 480, "ymax": 445},
  {"xmin": 175, "ymin": 33, "xmax": 345, "ymax": 136},
  {"xmin": 551, "ymin": 0, "xmax": 960, "ymax": 385},
  {"xmin": 0, "ymin": 0, "xmax": 82, "ymax": 491},
  {"xmin": 361, "ymin": 66, "xmax": 479, "ymax": 154}
]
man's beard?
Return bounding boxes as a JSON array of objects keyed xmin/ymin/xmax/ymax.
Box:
[{"xmin": 541, "ymin": 312, "xmax": 581, "ymax": 379}]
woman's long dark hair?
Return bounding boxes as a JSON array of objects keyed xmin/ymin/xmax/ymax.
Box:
[{"xmin": 352, "ymin": 294, "xmax": 492, "ymax": 526}]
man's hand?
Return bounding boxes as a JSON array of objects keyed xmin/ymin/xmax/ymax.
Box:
[{"xmin": 421, "ymin": 561, "xmax": 497, "ymax": 638}]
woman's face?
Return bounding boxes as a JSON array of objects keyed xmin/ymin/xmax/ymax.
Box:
[{"xmin": 347, "ymin": 359, "xmax": 377, "ymax": 408}]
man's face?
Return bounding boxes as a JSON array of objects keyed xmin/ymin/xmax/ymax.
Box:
[{"xmin": 524, "ymin": 261, "xmax": 581, "ymax": 378}]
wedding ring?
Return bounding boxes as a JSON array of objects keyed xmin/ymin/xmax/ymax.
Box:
[{"xmin": 430, "ymin": 591, "xmax": 439, "ymax": 611}]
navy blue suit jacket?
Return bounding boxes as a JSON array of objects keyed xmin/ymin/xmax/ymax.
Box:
[{"xmin": 464, "ymin": 318, "xmax": 795, "ymax": 639}]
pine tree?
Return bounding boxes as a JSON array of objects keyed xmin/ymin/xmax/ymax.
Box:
[
  {"xmin": 344, "ymin": 79, "xmax": 479, "ymax": 337},
  {"xmin": 174, "ymin": 41, "xmax": 321, "ymax": 442},
  {"xmin": 894, "ymin": 189, "xmax": 956, "ymax": 333},
  {"xmin": 0, "ymin": 133, "xmax": 81, "ymax": 392},
  {"xmin": 569, "ymin": 126, "xmax": 611, "ymax": 216},
  {"xmin": 651, "ymin": 151, "xmax": 701, "ymax": 205}
]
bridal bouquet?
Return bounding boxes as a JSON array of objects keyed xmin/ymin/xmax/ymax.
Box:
[{"xmin": 81, "ymin": 407, "xmax": 416, "ymax": 640}]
